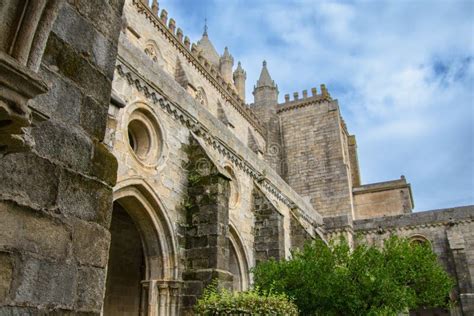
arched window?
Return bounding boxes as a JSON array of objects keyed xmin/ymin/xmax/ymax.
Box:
[
  {"xmin": 228, "ymin": 224, "xmax": 250, "ymax": 291},
  {"xmin": 409, "ymin": 234, "xmax": 431, "ymax": 247},
  {"xmin": 144, "ymin": 40, "xmax": 162, "ymax": 64}
]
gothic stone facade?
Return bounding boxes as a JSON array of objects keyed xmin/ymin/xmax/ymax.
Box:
[{"xmin": 0, "ymin": 0, "xmax": 472, "ymax": 315}]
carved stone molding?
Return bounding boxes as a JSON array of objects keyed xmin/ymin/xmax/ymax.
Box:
[
  {"xmin": 0, "ymin": 0, "xmax": 63, "ymax": 154},
  {"xmin": 0, "ymin": 52, "xmax": 47, "ymax": 153}
]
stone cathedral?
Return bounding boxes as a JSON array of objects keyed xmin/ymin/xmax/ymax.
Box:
[{"xmin": 0, "ymin": 0, "xmax": 472, "ymax": 315}]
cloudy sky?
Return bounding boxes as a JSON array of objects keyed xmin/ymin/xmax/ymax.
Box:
[{"xmin": 157, "ymin": 0, "xmax": 474, "ymax": 212}]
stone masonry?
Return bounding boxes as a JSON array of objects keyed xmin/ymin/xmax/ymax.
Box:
[{"xmin": 0, "ymin": 0, "xmax": 472, "ymax": 315}]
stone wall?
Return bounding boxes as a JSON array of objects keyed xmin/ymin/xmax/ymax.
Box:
[
  {"xmin": 279, "ymin": 98, "xmax": 354, "ymax": 218},
  {"xmin": 353, "ymin": 177, "xmax": 413, "ymax": 219},
  {"xmin": 0, "ymin": 0, "xmax": 125, "ymax": 314}
]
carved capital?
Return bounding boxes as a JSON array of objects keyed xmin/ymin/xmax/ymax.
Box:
[{"xmin": 0, "ymin": 52, "xmax": 48, "ymax": 153}]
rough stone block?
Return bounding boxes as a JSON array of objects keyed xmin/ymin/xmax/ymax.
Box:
[
  {"xmin": 80, "ymin": 96, "xmax": 108, "ymax": 140},
  {"xmin": 71, "ymin": 218, "xmax": 110, "ymax": 268},
  {"xmin": 57, "ymin": 170, "xmax": 113, "ymax": 227},
  {"xmin": 42, "ymin": 33, "xmax": 112, "ymax": 105},
  {"xmin": 14, "ymin": 257, "xmax": 77, "ymax": 308},
  {"xmin": 53, "ymin": 3, "xmax": 119, "ymax": 79},
  {"xmin": 90, "ymin": 141, "xmax": 118, "ymax": 186},
  {"xmin": 31, "ymin": 66, "xmax": 82, "ymax": 125},
  {"xmin": 31, "ymin": 120, "xmax": 92, "ymax": 174},
  {"xmin": 0, "ymin": 153, "xmax": 59, "ymax": 209},
  {"xmin": 75, "ymin": 266, "xmax": 106, "ymax": 312},
  {"xmin": 0, "ymin": 201, "xmax": 71, "ymax": 260}
]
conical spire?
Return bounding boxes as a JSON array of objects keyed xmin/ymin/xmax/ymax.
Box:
[
  {"xmin": 235, "ymin": 61, "xmax": 245, "ymax": 75},
  {"xmin": 253, "ymin": 60, "xmax": 278, "ymax": 106},
  {"xmin": 222, "ymin": 47, "xmax": 232, "ymax": 59},
  {"xmin": 196, "ymin": 19, "xmax": 220, "ymax": 67},
  {"xmin": 256, "ymin": 60, "xmax": 275, "ymax": 88}
]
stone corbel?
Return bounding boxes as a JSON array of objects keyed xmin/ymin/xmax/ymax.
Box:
[
  {"xmin": 0, "ymin": 52, "xmax": 47, "ymax": 153},
  {"xmin": 0, "ymin": 0, "xmax": 64, "ymax": 154}
]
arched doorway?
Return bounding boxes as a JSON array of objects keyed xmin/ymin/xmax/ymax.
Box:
[
  {"xmin": 103, "ymin": 183, "xmax": 180, "ymax": 316},
  {"xmin": 104, "ymin": 202, "xmax": 146, "ymax": 315}
]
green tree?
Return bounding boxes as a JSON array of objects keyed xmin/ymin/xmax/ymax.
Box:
[
  {"xmin": 194, "ymin": 280, "xmax": 298, "ymax": 315},
  {"xmin": 253, "ymin": 236, "xmax": 454, "ymax": 315}
]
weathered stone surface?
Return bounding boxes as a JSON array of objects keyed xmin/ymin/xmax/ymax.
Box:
[
  {"xmin": 0, "ymin": 201, "xmax": 71, "ymax": 260},
  {"xmin": 71, "ymin": 218, "xmax": 110, "ymax": 268},
  {"xmin": 80, "ymin": 96, "xmax": 108, "ymax": 140},
  {"xmin": 57, "ymin": 170, "xmax": 113, "ymax": 227},
  {"xmin": 13, "ymin": 257, "xmax": 77, "ymax": 308},
  {"xmin": 29, "ymin": 65, "xmax": 83, "ymax": 125},
  {"xmin": 42, "ymin": 33, "xmax": 112, "ymax": 105},
  {"xmin": 75, "ymin": 266, "xmax": 106, "ymax": 312},
  {"xmin": 0, "ymin": 0, "xmax": 123, "ymax": 313},
  {"xmin": 0, "ymin": 251, "xmax": 14, "ymax": 302},
  {"xmin": 31, "ymin": 120, "xmax": 92, "ymax": 174},
  {"xmin": 53, "ymin": 2, "xmax": 120, "ymax": 79},
  {"xmin": 90, "ymin": 141, "xmax": 118, "ymax": 186},
  {"xmin": 0, "ymin": 153, "xmax": 59, "ymax": 209}
]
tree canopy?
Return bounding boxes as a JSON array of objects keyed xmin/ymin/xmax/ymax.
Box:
[{"xmin": 253, "ymin": 236, "xmax": 454, "ymax": 316}]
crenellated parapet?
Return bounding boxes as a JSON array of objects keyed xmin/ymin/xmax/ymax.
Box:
[
  {"xmin": 277, "ymin": 84, "xmax": 332, "ymax": 113},
  {"xmin": 132, "ymin": 0, "xmax": 265, "ymax": 137}
]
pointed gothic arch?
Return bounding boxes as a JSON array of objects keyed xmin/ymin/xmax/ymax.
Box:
[
  {"xmin": 228, "ymin": 222, "xmax": 250, "ymax": 291},
  {"xmin": 104, "ymin": 179, "xmax": 180, "ymax": 315}
]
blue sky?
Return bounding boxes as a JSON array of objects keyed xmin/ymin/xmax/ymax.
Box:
[{"xmin": 157, "ymin": 0, "xmax": 474, "ymax": 211}]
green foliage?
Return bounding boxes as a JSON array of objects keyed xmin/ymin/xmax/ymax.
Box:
[
  {"xmin": 253, "ymin": 236, "xmax": 454, "ymax": 316},
  {"xmin": 195, "ymin": 281, "xmax": 298, "ymax": 315}
]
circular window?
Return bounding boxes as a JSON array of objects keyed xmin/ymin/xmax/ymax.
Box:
[
  {"xmin": 225, "ymin": 166, "xmax": 240, "ymax": 209},
  {"xmin": 126, "ymin": 108, "xmax": 163, "ymax": 167},
  {"xmin": 128, "ymin": 119, "xmax": 151, "ymax": 159}
]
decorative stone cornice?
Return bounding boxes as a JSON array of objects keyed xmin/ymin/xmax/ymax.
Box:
[
  {"xmin": 131, "ymin": 0, "xmax": 265, "ymax": 138},
  {"xmin": 115, "ymin": 60, "xmax": 322, "ymax": 231},
  {"xmin": 354, "ymin": 218, "xmax": 473, "ymax": 236}
]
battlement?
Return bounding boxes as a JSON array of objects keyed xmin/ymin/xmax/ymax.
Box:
[
  {"xmin": 132, "ymin": 0, "xmax": 265, "ymax": 137},
  {"xmin": 277, "ymin": 84, "xmax": 332, "ymax": 113}
]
